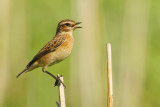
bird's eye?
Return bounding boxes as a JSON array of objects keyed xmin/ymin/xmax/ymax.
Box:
[{"xmin": 65, "ymin": 23, "xmax": 70, "ymax": 26}]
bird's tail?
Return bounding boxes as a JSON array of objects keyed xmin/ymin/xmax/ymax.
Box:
[{"xmin": 16, "ymin": 68, "xmax": 28, "ymax": 78}]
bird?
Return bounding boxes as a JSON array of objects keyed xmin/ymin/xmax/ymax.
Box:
[{"xmin": 17, "ymin": 19, "xmax": 82, "ymax": 87}]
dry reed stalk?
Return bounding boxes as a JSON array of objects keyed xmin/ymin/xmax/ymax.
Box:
[
  {"xmin": 57, "ymin": 74, "xmax": 66, "ymax": 107},
  {"xmin": 107, "ymin": 43, "xmax": 113, "ymax": 107}
]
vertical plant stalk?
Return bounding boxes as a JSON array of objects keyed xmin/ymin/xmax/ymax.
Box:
[
  {"xmin": 57, "ymin": 74, "xmax": 66, "ymax": 107},
  {"xmin": 118, "ymin": 0, "xmax": 149, "ymax": 106},
  {"xmin": 0, "ymin": 0, "xmax": 10, "ymax": 106},
  {"xmin": 107, "ymin": 43, "xmax": 113, "ymax": 107},
  {"xmin": 70, "ymin": 0, "xmax": 103, "ymax": 106}
]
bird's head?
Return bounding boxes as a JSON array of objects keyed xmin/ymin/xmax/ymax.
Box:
[{"xmin": 56, "ymin": 19, "xmax": 82, "ymax": 33}]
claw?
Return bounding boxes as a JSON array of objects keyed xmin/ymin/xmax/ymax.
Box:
[
  {"xmin": 54, "ymin": 79, "xmax": 60, "ymax": 87},
  {"xmin": 55, "ymin": 75, "xmax": 66, "ymax": 88}
]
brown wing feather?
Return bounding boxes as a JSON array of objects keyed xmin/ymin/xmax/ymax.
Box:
[{"xmin": 27, "ymin": 35, "xmax": 66, "ymax": 68}]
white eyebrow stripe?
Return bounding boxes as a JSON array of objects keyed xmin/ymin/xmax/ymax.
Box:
[{"xmin": 60, "ymin": 22, "xmax": 70, "ymax": 25}]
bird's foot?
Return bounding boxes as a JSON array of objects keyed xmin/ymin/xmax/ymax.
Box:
[
  {"xmin": 54, "ymin": 75, "xmax": 66, "ymax": 88},
  {"xmin": 43, "ymin": 70, "xmax": 66, "ymax": 88}
]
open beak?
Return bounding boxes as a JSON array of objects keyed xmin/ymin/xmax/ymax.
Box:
[{"xmin": 74, "ymin": 22, "xmax": 82, "ymax": 29}]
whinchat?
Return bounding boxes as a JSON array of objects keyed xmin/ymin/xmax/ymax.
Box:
[{"xmin": 17, "ymin": 19, "xmax": 82, "ymax": 87}]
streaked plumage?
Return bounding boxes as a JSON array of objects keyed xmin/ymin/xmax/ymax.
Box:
[{"xmin": 17, "ymin": 19, "xmax": 81, "ymax": 86}]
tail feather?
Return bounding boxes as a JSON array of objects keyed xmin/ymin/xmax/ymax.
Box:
[{"xmin": 16, "ymin": 68, "xmax": 28, "ymax": 78}]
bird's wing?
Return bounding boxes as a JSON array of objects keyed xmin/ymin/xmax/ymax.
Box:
[{"xmin": 27, "ymin": 35, "xmax": 66, "ymax": 68}]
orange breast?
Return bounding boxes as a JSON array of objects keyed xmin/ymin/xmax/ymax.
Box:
[{"xmin": 39, "ymin": 35, "xmax": 74, "ymax": 66}]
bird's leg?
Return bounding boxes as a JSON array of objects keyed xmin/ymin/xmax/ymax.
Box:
[
  {"xmin": 42, "ymin": 67, "xmax": 66, "ymax": 88},
  {"xmin": 43, "ymin": 70, "xmax": 66, "ymax": 88}
]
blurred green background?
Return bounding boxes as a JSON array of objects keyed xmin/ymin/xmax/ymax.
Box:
[{"xmin": 0, "ymin": 0, "xmax": 160, "ymax": 107}]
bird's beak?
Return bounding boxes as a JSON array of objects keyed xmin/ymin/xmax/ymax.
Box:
[
  {"xmin": 74, "ymin": 22, "xmax": 82, "ymax": 29},
  {"xmin": 76, "ymin": 22, "xmax": 82, "ymax": 25}
]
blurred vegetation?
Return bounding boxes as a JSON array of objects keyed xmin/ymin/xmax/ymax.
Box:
[{"xmin": 0, "ymin": 0, "xmax": 160, "ymax": 107}]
